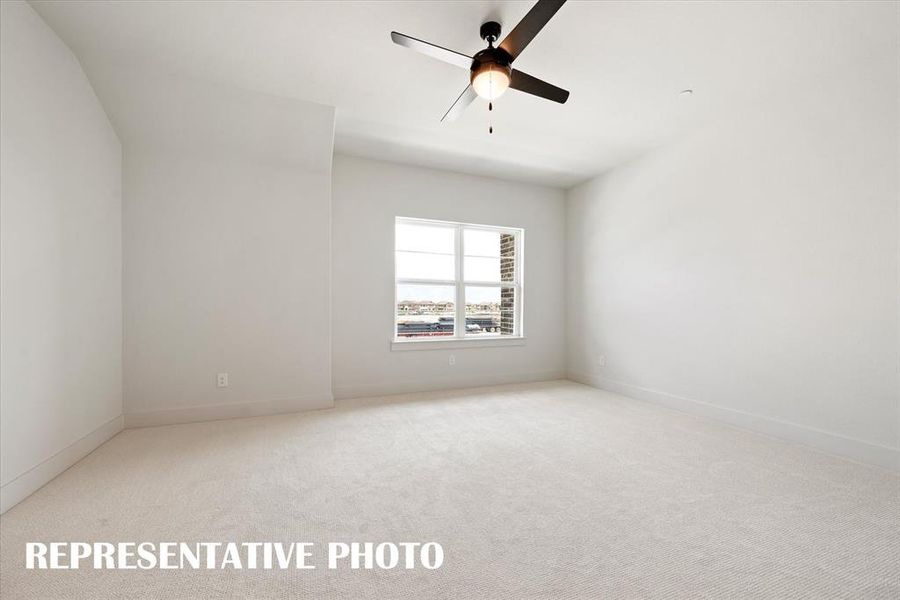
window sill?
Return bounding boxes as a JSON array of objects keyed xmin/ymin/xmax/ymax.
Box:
[{"xmin": 391, "ymin": 336, "xmax": 526, "ymax": 351}]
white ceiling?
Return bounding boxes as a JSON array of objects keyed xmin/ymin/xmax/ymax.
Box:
[{"xmin": 31, "ymin": 1, "xmax": 896, "ymax": 188}]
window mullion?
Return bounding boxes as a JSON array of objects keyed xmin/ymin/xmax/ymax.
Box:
[{"xmin": 396, "ymin": 278, "xmax": 457, "ymax": 286}]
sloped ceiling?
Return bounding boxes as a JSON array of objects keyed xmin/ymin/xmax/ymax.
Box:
[{"xmin": 31, "ymin": 0, "xmax": 898, "ymax": 187}]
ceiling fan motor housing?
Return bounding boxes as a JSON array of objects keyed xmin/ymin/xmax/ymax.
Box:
[
  {"xmin": 472, "ymin": 22, "xmax": 512, "ymax": 86},
  {"xmin": 470, "ymin": 47, "xmax": 513, "ymax": 86}
]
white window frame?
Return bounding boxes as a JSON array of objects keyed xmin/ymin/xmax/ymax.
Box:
[{"xmin": 392, "ymin": 217, "xmax": 525, "ymax": 351}]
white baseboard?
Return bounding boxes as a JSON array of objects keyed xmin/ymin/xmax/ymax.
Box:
[
  {"xmin": 1, "ymin": 415, "xmax": 124, "ymax": 514},
  {"xmin": 333, "ymin": 370, "xmax": 567, "ymax": 400},
  {"xmin": 568, "ymin": 371, "xmax": 900, "ymax": 472},
  {"xmin": 124, "ymin": 394, "xmax": 334, "ymax": 428}
]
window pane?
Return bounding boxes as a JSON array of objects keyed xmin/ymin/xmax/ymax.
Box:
[
  {"xmin": 464, "ymin": 256, "xmax": 500, "ymax": 282},
  {"xmin": 464, "ymin": 229, "xmax": 500, "ymax": 257},
  {"xmin": 464, "ymin": 231, "xmax": 515, "ymax": 283},
  {"xmin": 396, "ymin": 251, "xmax": 455, "ymax": 280},
  {"xmin": 396, "ymin": 223, "xmax": 454, "ymax": 254},
  {"xmin": 396, "ymin": 284, "xmax": 454, "ymax": 338},
  {"xmin": 465, "ymin": 286, "xmax": 516, "ymax": 336}
]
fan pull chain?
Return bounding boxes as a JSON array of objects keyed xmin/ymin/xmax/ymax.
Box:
[{"xmin": 488, "ymin": 102, "xmax": 493, "ymax": 134}]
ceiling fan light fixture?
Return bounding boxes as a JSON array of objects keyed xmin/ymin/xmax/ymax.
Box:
[
  {"xmin": 391, "ymin": 0, "xmax": 571, "ymax": 121},
  {"xmin": 471, "ymin": 63, "xmax": 511, "ymax": 100}
]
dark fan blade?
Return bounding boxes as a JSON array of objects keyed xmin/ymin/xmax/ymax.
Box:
[
  {"xmin": 510, "ymin": 69, "xmax": 569, "ymax": 103},
  {"xmin": 391, "ymin": 32, "xmax": 472, "ymax": 70},
  {"xmin": 441, "ymin": 85, "xmax": 478, "ymax": 122},
  {"xmin": 499, "ymin": 0, "xmax": 566, "ymax": 60}
]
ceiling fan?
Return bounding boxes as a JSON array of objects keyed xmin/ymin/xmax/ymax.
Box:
[{"xmin": 390, "ymin": 0, "xmax": 570, "ymax": 124}]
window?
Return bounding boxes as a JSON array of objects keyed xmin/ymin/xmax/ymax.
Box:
[{"xmin": 394, "ymin": 217, "xmax": 523, "ymax": 344}]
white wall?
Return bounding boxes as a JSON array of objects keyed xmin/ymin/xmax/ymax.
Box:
[
  {"xmin": 114, "ymin": 70, "xmax": 336, "ymax": 426},
  {"xmin": 332, "ymin": 155, "xmax": 566, "ymax": 398},
  {"xmin": 123, "ymin": 150, "xmax": 334, "ymax": 425},
  {"xmin": 566, "ymin": 35, "xmax": 900, "ymax": 470},
  {"xmin": 0, "ymin": 1, "xmax": 123, "ymax": 512}
]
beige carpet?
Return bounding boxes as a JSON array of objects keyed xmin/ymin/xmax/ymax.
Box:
[{"xmin": 1, "ymin": 381, "xmax": 898, "ymax": 599}]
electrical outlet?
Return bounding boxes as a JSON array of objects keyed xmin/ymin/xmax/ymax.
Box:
[
  {"xmin": 217, "ymin": 373, "xmax": 229, "ymax": 388},
  {"xmin": 597, "ymin": 355, "xmax": 606, "ymax": 368},
  {"xmin": 449, "ymin": 354, "xmax": 456, "ymax": 366}
]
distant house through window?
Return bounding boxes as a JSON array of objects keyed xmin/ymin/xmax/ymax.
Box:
[{"xmin": 394, "ymin": 217, "xmax": 523, "ymax": 341}]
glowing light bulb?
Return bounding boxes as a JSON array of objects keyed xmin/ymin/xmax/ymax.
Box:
[{"xmin": 471, "ymin": 65, "xmax": 510, "ymax": 101}]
